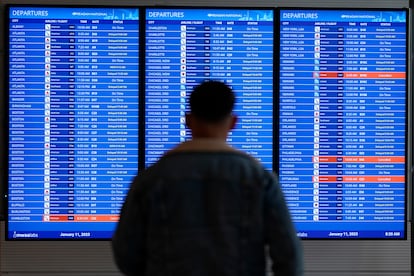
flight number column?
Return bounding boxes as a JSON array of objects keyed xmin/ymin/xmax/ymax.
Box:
[
  {"xmin": 45, "ymin": 19, "xmax": 76, "ymax": 222},
  {"xmin": 313, "ymin": 23, "xmax": 345, "ymax": 221}
]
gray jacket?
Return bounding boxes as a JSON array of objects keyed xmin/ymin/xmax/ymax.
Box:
[{"xmin": 112, "ymin": 139, "xmax": 304, "ymax": 276}]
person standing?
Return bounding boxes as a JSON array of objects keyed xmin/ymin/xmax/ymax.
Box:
[{"xmin": 112, "ymin": 80, "xmax": 304, "ymax": 275}]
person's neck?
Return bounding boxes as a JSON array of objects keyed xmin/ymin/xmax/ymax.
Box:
[
  {"xmin": 191, "ymin": 133, "xmax": 228, "ymax": 141},
  {"xmin": 190, "ymin": 126, "xmax": 229, "ymax": 140},
  {"xmin": 171, "ymin": 137, "xmax": 235, "ymax": 152}
]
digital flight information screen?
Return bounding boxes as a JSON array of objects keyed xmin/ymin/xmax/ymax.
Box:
[
  {"xmin": 144, "ymin": 8, "xmax": 274, "ymax": 170},
  {"xmin": 7, "ymin": 6, "xmax": 139, "ymax": 239},
  {"xmin": 279, "ymin": 9, "xmax": 407, "ymax": 239}
]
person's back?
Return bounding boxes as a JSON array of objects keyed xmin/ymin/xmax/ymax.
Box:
[{"xmin": 112, "ymin": 80, "xmax": 304, "ymax": 276}]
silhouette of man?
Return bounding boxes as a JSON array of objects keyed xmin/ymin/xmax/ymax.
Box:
[{"xmin": 112, "ymin": 80, "xmax": 304, "ymax": 275}]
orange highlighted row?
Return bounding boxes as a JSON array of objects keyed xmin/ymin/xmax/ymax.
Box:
[
  {"xmin": 43, "ymin": 215, "xmax": 120, "ymax": 222},
  {"xmin": 313, "ymin": 176, "xmax": 405, "ymax": 183},
  {"xmin": 314, "ymin": 156, "xmax": 405, "ymax": 163},
  {"xmin": 317, "ymin": 72, "xmax": 406, "ymax": 79}
]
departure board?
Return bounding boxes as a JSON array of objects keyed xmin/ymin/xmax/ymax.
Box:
[
  {"xmin": 145, "ymin": 8, "xmax": 274, "ymax": 170},
  {"xmin": 7, "ymin": 6, "xmax": 139, "ymax": 239},
  {"xmin": 279, "ymin": 9, "xmax": 407, "ymax": 239}
]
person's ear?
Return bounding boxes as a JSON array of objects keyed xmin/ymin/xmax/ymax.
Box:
[
  {"xmin": 230, "ymin": 115, "xmax": 238, "ymax": 130},
  {"xmin": 185, "ymin": 113, "xmax": 192, "ymax": 129}
]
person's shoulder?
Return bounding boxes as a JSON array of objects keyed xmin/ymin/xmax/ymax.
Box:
[{"xmin": 127, "ymin": 164, "xmax": 164, "ymax": 192}]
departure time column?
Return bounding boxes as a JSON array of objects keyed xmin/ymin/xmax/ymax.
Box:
[
  {"xmin": 213, "ymin": 20, "xmax": 274, "ymax": 168},
  {"xmin": 73, "ymin": 18, "xmax": 139, "ymax": 222}
]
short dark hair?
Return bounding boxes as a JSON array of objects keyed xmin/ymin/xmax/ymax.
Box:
[{"xmin": 189, "ymin": 80, "xmax": 236, "ymax": 122}]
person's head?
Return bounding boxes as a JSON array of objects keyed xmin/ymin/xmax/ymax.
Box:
[{"xmin": 186, "ymin": 80, "xmax": 237, "ymax": 139}]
